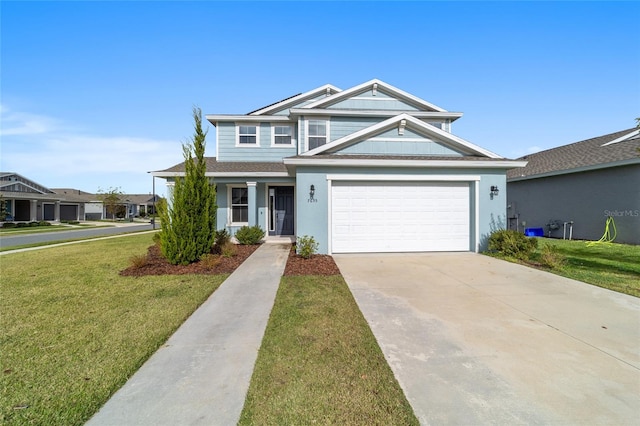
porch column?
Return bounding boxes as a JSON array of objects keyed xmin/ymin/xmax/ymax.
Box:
[
  {"xmin": 55, "ymin": 201, "xmax": 61, "ymax": 222},
  {"xmin": 247, "ymin": 182, "xmax": 257, "ymax": 227},
  {"xmin": 30, "ymin": 200, "xmax": 38, "ymax": 222}
]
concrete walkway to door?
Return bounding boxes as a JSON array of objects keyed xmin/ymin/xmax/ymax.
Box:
[
  {"xmin": 87, "ymin": 243, "xmax": 290, "ymax": 426},
  {"xmin": 334, "ymin": 252, "xmax": 640, "ymax": 425}
]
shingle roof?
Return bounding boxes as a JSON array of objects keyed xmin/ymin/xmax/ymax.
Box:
[
  {"xmin": 293, "ymin": 154, "xmax": 508, "ymax": 162},
  {"xmin": 507, "ymin": 128, "xmax": 640, "ymax": 181},
  {"xmin": 153, "ymin": 157, "xmax": 288, "ymax": 175}
]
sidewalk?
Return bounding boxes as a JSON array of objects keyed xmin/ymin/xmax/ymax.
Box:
[{"xmin": 86, "ymin": 243, "xmax": 291, "ymax": 426}]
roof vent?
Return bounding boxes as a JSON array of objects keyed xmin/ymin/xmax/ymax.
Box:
[{"xmin": 372, "ymin": 83, "xmax": 378, "ymax": 96}]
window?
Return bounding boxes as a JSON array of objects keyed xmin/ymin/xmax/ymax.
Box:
[
  {"xmin": 231, "ymin": 187, "xmax": 248, "ymax": 223},
  {"xmin": 308, "ymin": 120, "xmax": 327, "ymax": 150},
  {"xmin": 237, "ymin": 124, "xmax": 259, "ymax": 145},
  {"xmin": 272, "ymin": 125, "xmax": 293, "ymax": 146}
]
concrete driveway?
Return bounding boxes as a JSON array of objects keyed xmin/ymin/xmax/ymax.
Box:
[{"xmin": 334, "ymin": 252, "xmax": 640, "ymax": 425}]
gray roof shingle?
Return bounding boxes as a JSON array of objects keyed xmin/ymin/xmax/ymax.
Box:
[
  {"xmin": 154, "ymin": 158, "xmax": 288, "ymax": 175},
  {"xmin": 507, "ymin": 128, "xmax": 639, "ymax": 180}
]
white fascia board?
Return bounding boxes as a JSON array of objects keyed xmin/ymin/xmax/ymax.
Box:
[
  {"xmin": 326, "ymin": 174, "xmax": 481, "ymax": 182},
  {"xmin": 601, "ymin": 129, "xmax": 640, "ymax": 146},
  {"xmin": 289, "ymin": 108, "xmax": 463, "ymax": 121},
  {"xmin": 302, "ymin": 79, "xmax": 447, "ymax": 112},
  {"xmin": 284, "ymin": 157, "xmax": 528, "ymax": 169},
  {"xmin": 303, "ymin": 113, "xmax": 502, "ymax": 158},
  {"xmin": 151, "ymin": 172, "xmax": 290, "ymax": 178},
  {"xmin": 247, "ymin": 84, "xmax": 342, "ymax": 116},
  {"xmin": 507, "ymin": 158, "xmax": 639, "ymax": 182},
  {"xmin": 206, "ymin": 115, "xmax": 292, "ymax": 125}
]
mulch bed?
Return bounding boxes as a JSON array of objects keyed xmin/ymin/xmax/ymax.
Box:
[
  {"xmin": 120, "ymin": 243, "xmax": 342, "ymax": 277},
  {"xmin": 284, "ymin": 246, "xmax": 341, "ymax": 276},
  {"xmin": 120, "ymin": 244, "xmax": 259, "ymax": 276}
]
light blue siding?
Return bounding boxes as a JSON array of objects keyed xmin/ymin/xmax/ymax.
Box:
[
  {"xmin": 337, "ymin": 138, "xmax": 464, "ymax": 156},
  {"xmin": 330, "ymin": 116, "xmax": 381, "ymax": 141},
  {"xmin": 217, "ymin": 122, "xmax": 297, "ymax": 161}
]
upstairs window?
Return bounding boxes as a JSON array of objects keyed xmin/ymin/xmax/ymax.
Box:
[
  {"xmin": 231, "ymin": 187, "xmax": 248, "ymax": 223},
  {"xmin": 272, "ymin": 125, "xmax": 293, "ymax": 146},
  {"xmin": 237, "ymin": 124, "xmax": 259, "ymax": 145},
  {"xmin": 308, "ymin": 120, "xmax": 327, "ymax": 150}
]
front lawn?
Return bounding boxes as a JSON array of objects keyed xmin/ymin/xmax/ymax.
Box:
[
  {"xmin": 488, "ymin": 237, "xmax": 640, "ymax": 297},
  {"xmin": 0, "ymin": 234, "xmax": 227, "ymax": 425},
  {"xmin": 239, "ymin": 275, "xmax": 418, "ymax": 425},
  {"xmin": 534, "ymin": 238, "xmax": 640, "ymax": 297}
]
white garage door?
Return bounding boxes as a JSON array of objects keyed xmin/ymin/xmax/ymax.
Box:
[{"xmin": 331, "ymin": 181, "xmax": 470, "ymax": 253}]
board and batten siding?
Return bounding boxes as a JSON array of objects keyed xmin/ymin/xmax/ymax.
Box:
[
  {"xmin": 216, "ymin": 122, "xmax": 297, "ymax": 161},
  {"xmin": 338, "ymin": 138, "xmax": 464, "ymax": 156},
  {"xmin": 330, "ymin": 116, "xmax": 381, "ymax": 141}
]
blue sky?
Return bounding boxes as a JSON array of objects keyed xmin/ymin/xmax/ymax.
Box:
[{"xmin": 2, "ymin": 1, "xmax": 639, "ymax": 196}]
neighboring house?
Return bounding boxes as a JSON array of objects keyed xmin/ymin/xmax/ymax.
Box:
[
  {"xmin": 0, "ymin": 172, "xmax": 66, "ymax": 221},
  {"xmin": 507, "ymin": 128, "xmax": 640, "ymax": 245},
  {"xmin": 51, "ymin": 189, "xmax": 161, "ymax": 220},
  {"xmin": 153, "ymin": 79, "xmax": 525, "ymax": 254}
]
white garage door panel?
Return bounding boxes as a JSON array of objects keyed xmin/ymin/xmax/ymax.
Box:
[{"xmin": 331, "ymin": 182, "xmax": 470, "ymax": 253}]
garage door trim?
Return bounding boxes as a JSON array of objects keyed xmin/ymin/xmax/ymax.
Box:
[{"xmin": 326, "ymin": 174, "xmax": 480, "ymax": 254}]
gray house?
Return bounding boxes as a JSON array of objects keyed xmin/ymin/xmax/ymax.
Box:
[
  {"xmin": 0, "ymin": 172, "xmax": 68, "ymax": 221},
  {"xmin": 506, "ymin": 128, "xmax": 640, "ymax": 245},
  {"xmin": 154, "ymin": 79, "xmax": 525, "ymax": 254}
]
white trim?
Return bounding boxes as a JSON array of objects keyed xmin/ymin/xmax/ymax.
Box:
[
  {"xmin": 305, "ymin": 118, "xmax": 330, "ymax": 152},
  {"xmin": 302, "ymin": 113, "xmax": 502, "ymax": 158},
  {"xmin": 285, "ymin": 157, "xmax": 527, "ymax": 169},
  {"xmin": 215, "ymin": 123, "xmax": 219, "ymax": 159},
  {"xmin": 248, "ymin": 84, "xmax": 341, "ymax": 116},
  {"xmin": 474, "ymin": 181, "xmax": 480, "ymax": 253},
  {"xmin": 302, "ymin": 79, "xmax": 447, "ymax": 112},
  {"xmin": 207, "ymin": 115, "xmax": 291, "ymax": 123},
  {"xmin": 152, "ymin": 171, "xmax": 290, "ymax": 178},
  {"xmin": 326, "ymin": 174, "xmax": 481, "ymax": 182},
  {"xmin": 228, "ymin": 184, "xmax": 249, "ymax": 226},
  {"xmin": 235, "ymin": 123, "xmax": 260, "ymax": 147},
  {"xmin": 327, "ymin": 180, "xmax": 333, "ymax": 255},
  {"xmin": 289, "ymin": 108, "xmax": 463, "ymax": 121},
  {"xmin": 271, "ymin": 124, "xmax": 295, "ymax": 147}
]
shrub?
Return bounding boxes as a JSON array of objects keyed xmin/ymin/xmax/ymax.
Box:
[
  {"xmin": 16, "ymin": 222, "xmax": 29, "ymax": 228},
  {"xmin": 296, "ymin": 235, "xmax": 319, "ymax": 259},
  {"xmin": 1, "ymin": 222, "xmax": 17, "ymax": 228},
  {"xmin": 235, "ymin": 225, "xmax": 265, "ymax": 245},
  {"xmin": 199, "ymin": 253, "xmax": 221, "ymax": 269},
  {"xmin": 220, "ymin": 241, "xmax": 237, "ymax": 258},
  {"xmin": 539, "ymin": 243, "xmax": 566, "ymax": 269},
  {"xmin": 129, "ymin": 254, "xmax": 149, "ymax": 269},
  {"xmin": 488, "ymin": 229, "xmax": 538, "ymax": 260},
  {"xmin": 38, "ymin": 221, "xmax": 52, "ymax": 226},
  {"xmin": 212, "ymin": 229, "xmax": 231, "ymax": 254}
]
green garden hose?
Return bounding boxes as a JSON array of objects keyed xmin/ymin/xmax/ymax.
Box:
[{"xmin": 587, "ymin": 216, "xmax": 617, "ymax": 247}]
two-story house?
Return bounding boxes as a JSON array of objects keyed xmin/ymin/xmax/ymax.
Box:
[{"xmin": 153, "ymin": 79, "xmax": 526, "ymax": 254}]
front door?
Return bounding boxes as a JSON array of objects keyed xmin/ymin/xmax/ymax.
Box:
[{"xmin": 269, "ymin": 186, "xmax": 294, "ymax": 236}]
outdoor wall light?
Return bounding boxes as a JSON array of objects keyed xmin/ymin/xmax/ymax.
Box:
[
  {"xmin": 310, "ymin": 184, "xmax": 315, "ymax": 199},
  {"xmin": 490, "ymin": 185, "xmax": 499, "ymax": 199}
]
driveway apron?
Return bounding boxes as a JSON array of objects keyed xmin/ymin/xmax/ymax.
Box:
[
  {"xmin": 334, "ymin": 252, "xmax": 640, "ymax": 425},
  {"xmin": 87, "ymin": 243, "xmax": 290, "ymax": 426}
]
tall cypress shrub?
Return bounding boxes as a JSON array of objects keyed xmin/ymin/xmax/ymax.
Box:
[{"xmin": 160, "ymin": 107, "xmax": 217, "ymax": 265}]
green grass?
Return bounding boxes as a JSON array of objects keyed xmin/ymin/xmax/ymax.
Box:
[
  {"xmin": 534, "ymin": 238, "xmax": 640, "ymax": 297},
  {"xmin": 488, "ymin": 238, "xmax": 640, "ymax": 297},
  {"xmin": 239, "ymin": 275, "xmax": 418, "ymax": 425},
  {"xmin": 0, "ymin": 224, "xmax": 107, "ymax": 234},
  {"xmin": 0, "ymin": 234, "xmax": 227, "ymax": 425}
]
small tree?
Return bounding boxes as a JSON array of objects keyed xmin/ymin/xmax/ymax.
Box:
[
  {"xmin": 160, "ymin": 107, "xmax": 217, "ymax": 265},
  {"xmin": 0, "ymin": 194, "xmax": 8, "ymax": 221},
  {"xmin": 97, "ymin": 187, "xmax": 124, "ymax": 220}
]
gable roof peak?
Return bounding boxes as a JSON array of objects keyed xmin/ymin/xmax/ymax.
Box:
[
  {"xmin": 302, "ymin": 79, "xmax": 447, "ymax": 113},
  {"xmin": 248, "ymin": 83, "xmax": 341, "ymax": 116}
]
